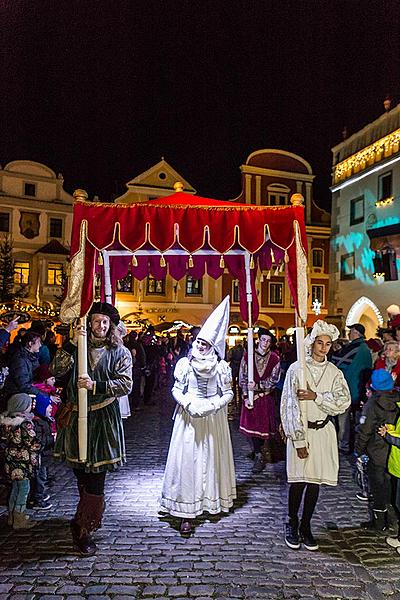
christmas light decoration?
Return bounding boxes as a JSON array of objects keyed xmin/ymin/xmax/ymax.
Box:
[
  {"xmin": 375, "ymin": 196, "xmax": 394, "ymax": 207},
  {"xmin": 312, "ymin": 298, "xmax": 322, "ymax": 315}
]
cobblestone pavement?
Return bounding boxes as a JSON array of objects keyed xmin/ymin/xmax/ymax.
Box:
[{"xmin": 1, "ymin": 389, "xmax": 400, "ymax": 600}]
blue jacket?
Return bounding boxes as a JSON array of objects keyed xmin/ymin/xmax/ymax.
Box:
[{"xmin": 331, "ymin": 337, "xmax": 372, "ymax": 404}]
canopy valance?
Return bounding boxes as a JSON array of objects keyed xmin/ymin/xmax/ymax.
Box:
[{"xmin": 61, "ymin": 191, "xmax": 308, "ymax": 324}]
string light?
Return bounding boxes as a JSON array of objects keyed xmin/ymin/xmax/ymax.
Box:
[
  {"xmin": 375, "ymin": 196, "xmax": 394, "ymax": 207},
  {"xmin": 0, "ymin": 300, "xmax": 59, "ymax": 319},
  {"xmin": 334, "ymin": 128, "xmax": 400, "ymax": 184}
]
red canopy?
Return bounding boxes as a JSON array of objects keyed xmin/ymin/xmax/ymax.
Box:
[{"xmin": 61, "ymin": 192, "xmax": 308, "ymax": 323}]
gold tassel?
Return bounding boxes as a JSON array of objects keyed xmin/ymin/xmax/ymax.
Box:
[
  {"xmin": 97, "ymin": 253, "xmax": 103, "ymax": 266},
  {"xmin": 274, "ymin": 265, "xmax": 280, "ymax": 276},
  {"xmin": 132, "ymin": 255, "xmax": 138, "ymax": 267},
  {"xmin": 260, "ymin": 272, "xmax": 265, "ymax": 282},
  {"xmin": 250, "ymin": 254, "xmax": 255, "ymax": 269},
  {"xmin": 279, "ymin": 261, "xmax": 285, "ymax": 273},
  {"xmin": 266, "ymin": 269, "xmax": 271, "ymax": 280},
  {"xmin": 219, "ymin": 255, "xmax": 225, "ymax": 269},
  {"xmin": 160, "ymin": 254, "xmax": 166, "ymax": 268},
  {"xmin": 188, "ymin": 255, "xmax": 194, "ymax": 268},
  {"xmin": 284, "ymin": 250, "xmax": 289, "ymax": 263},
  {"xmin": 270, "ymin": 248, "xmax": 275, "ymax": 264}
]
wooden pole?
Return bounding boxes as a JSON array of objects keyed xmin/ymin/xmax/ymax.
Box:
[
  {"xmin": 77, "ymin": 316, "xmax": 88, "ymax": 462},
  {"xmin": 244, "ymin": 252, "xmax": 254, "ymax": 408}
]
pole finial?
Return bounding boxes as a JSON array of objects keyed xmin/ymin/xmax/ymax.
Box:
[
  {"xmin": 290, "ymin": 193, "xmax": 304, "ymax": 206},
  {"xmin": 173, "ymin": 181, "xmax": 184, "ymax": 192},
  {"xmin": 73, "ymin": 189, "xmax": 89, "ymax": 202}
]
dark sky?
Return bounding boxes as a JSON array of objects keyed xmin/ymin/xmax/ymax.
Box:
[{"xmin": 1, "ymin": 0, "xmax": 400, "ymax": 208}]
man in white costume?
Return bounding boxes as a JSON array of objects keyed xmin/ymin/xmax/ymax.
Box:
[
  {"xmin": 160, "ymin": 296, "xmax": 236, "ymax": 535},
  {"xmin": 280, "ymin": 320, "xmax": 351, "ymax": 551}
]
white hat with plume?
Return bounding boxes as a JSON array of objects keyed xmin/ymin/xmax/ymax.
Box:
[{"xmin": 197, "ymin": 296, "xmax": 230, "ymax": 359}]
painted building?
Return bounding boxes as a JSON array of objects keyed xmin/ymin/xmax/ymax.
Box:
[
  {"xmin": 330, "ymin": 101, "xmax": 400, "ymax": 337},
  {"xmin": 114, "ymin": 152, "xmax": 331, "ymax": 336},
  {"xmin": 0, "ymin": 160, "xmax": 73, "ymax": 312}
]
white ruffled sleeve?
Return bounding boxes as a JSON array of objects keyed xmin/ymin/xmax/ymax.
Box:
[
  {"xmin": 171, "ymin": 358, "xmax": 191, "ymax": 408},
  {"xmin": 280, "ymin": 362, "xmax": 307, "ymax": 448},
  {"xmin": 212, "ymin": 360, "xmax": 234, "ymax": 411}
]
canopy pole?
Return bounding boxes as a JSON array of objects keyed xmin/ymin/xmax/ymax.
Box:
[
  {"xmin": 295, "ymin": 313, "xmax": 308, "ymax": 443},
  {"xmin": 244, "ymin": 252, "xmax": 254, "ymax": 408},
  {"xmin": 77, "ymin": 316, "xmax": 88, "ymax": 462},
  {"xmin": 102, "ymin": 250, "xmax": 112, "ymax": 304}
]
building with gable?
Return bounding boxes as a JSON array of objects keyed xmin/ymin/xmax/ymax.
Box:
[
  {"xmin": 0, "ymin": 160, "xmax": 73, "ymax": 312},
  {"xmin": 114, "ymin": 152, "xmax": 331, "ymax": 335}
]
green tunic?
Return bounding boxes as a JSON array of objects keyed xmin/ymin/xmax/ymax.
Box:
[{"xmin": 54, "ymin": 342, "xmax": 132, "ymax": 473}]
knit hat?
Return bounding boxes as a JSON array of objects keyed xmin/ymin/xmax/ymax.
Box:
[
  {"xmin": 371, "ymin": 369, "xmax": 394, "ymax": 392},
  {"xmin": 6, "ymin": 393, "xmax": 32, "ymax": 415},
  {"xmin": 35, "ymin": 363, "xmax": 54, "ymax": 383},
  {"xmin": 35, "ymin": 393, "xmax": 52, "ymax": 418},
  {"xmin": 88, "ymin": 302, "xmax": 120, "ymax": 326},
  {"xmin": 197, "ymin": 296, "xmax": 230, "ymax": 359}
]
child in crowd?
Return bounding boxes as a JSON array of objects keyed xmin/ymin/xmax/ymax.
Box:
[
  {"xmin": 378, "ymin": 395, "xmax": 400, "ymax": 552},
  {"xmin": 355, "ymin": 369, "xmax": 399, "ymax": 531},
  {"xmin": 30, "ymin": 394, "xmax": 54, "ymax": 510},
  {"xmin": 33, "ymin": 364, "xmax": 60, "ymax": 436},
  {"xmin": 0, "ymin": 393, "xmax": 40, "ymax": 529}
]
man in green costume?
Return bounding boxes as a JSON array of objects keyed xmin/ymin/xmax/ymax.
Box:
[{"xmin": 54, "ymin": 302, "xmax": 132, "ymax": 555}]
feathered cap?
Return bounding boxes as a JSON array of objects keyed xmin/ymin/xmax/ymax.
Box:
[
  {"xmin": 197, "ymin": 296, "xmax": 230, "ymax": 359},
  {"xmin": 304, "ymin": 319, "xmax": 339, "ymax": 354}
]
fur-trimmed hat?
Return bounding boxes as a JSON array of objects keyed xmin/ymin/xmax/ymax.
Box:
[{"xmin": 88, "ymin": 302, "xmax": 120, "ymax": 326}]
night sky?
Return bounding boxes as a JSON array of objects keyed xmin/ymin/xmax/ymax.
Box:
[{"xmin": 2, "ymin": 1, "xmax": 400, "ymax": 208}]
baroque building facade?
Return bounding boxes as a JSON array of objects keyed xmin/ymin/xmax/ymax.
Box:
[
  {"xmin": 114, "ymin": 152, "xmax": 331, "ymax": 336},
  {"xmin": 330, "ymin": 102, "xmax": 400, "ymax": 337},
  {"xmin": 0, "ymin": 160, "xmax": 73, "ymax": 312}
]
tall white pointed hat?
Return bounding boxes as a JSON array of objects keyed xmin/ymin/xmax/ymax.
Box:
[{"xmin": 197, "ymin": 296, "xmax": 230, "ymax": 359}]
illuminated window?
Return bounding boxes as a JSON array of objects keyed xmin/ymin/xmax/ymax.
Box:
[
  {"xmin": 350, "ymin": 196, "xmax": 364, "ymax": 225},
  {"xmin": 378, "ymin": 171, "xmax": 392, "ymax": 200},
  {"xmin": 14, "ymin": 261, "xmax": 30, "ymax": 284},
  {"xmin": 269, "ymin": 282, "xmax": 284, "ymax": 305},
  {"xmin": 47, "ymin": 262, "xmax": 63, "ymax": 285},
  {"xmin": 340, "ymin": 252, "xmax": 355, "ymax": 280},
  {"xmin": 0, "ymin": 212, "xmax": 10, "ymax": 232},
  {"xmin": 147, "ymin": 276, "xmax": 165, "ymax": 295},
  {"xmin": 117, "ymin": 272, "xmax": 133, "ymax": 292},
  {"xmin": 49, "ymin": 218, "xmax": 63, "ymax": 238},
  {"xmin": 232, "ymin": 280, "xmax": 240, "ymax": 303},
  {"xmin": 312, "ymin": 248, "xmax": 324, "ymax": 268},
  {"xmin": 186, "ymin": 276, "xmax": 202, "ymax": 296},
  {"xmin": 312, "ymin": 285, "xmax": 325, "ymax": 305},
  {"xmin": 24, "ymin": 183, "xmax": 36, "ymax": 197}
]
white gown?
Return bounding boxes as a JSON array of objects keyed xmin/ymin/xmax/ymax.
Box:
[
  {"xmin": 280, "ymin": 357, "xmax": 351, "ymax": 486},
  {"xmin": 160, "ymin": 357, "xmax": 237, "ymax": 518}
]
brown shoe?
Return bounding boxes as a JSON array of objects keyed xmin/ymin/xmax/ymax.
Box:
[{"xmin": 179, "ymin": 519, "xmax": 194, "ymax": 535}]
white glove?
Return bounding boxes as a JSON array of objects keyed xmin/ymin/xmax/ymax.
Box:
[{"xmin": 186, "ymin": 399, "xmax": 215, "ymax": 418}]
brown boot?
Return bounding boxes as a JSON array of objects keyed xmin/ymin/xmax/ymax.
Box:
[
  {"xmin": 13, "ymin": 511, "xmax": 38, "ymax": 530},
  {"xmin": 72, "ymin": 491, "xmax": 105, "ymax": 555}
]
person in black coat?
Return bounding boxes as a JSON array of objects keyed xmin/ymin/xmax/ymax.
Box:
[
  {"xmin": 30, "ymin": 394, "xmax": 54, "ymax": 509},
  {"xmin": 2, "ymin": 331, "xmax": 44, "ymax": 400},
  {"xmin": 355, "ymin": 369, "xmax": 400, "ymax": 531}
]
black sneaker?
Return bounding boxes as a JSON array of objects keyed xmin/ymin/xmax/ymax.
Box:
[
  {"xmin": 252, "ymin": 453, "xmax": 265, "ymax": 474},
  {"xmin": 284, "ymin": 522, "xmax": 300, "ymax": 549},
  {"xmin": 299, "ymin": 527, "xmax": 319, "ymax": 551},
  {"xmin": 35, "ymin": 500, "xmax": 53, "ymax": 510}
]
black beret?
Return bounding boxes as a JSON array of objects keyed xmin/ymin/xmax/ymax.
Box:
[{"xmin": 88, "ymin": 302, "xmax": 120, "ymax": 326}]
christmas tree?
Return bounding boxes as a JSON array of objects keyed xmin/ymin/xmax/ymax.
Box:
[{"xmin": 0, "ymin": 235, "xmax": 15, "ymax": 303}]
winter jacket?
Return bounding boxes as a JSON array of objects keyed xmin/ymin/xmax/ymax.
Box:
[
  {"xmin": 33, "ymin": 415, "xmax": 54, "ymax": 467},
  {"xmin": 355, "ymin": 390, "xmax": 399, "ymax": 466},
  {"xmin": 385, "ymin": 410, "xmax": 400, "ymax": 478},
  {"xmin": 2, "ymin": 347, "xmax": 43, "ymax": 399},
  {"xmin": 331, "ymin": 337, "xmax": 372, "ymax": 405},
  {"xmin": 0, "ymin": 413, "xmax": 40, "ymax": 480}
]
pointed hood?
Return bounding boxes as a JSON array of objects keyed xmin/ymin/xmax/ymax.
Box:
[{"xmin": 197, "ymin": 296, "xmax": 230, "ymax": 359}]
